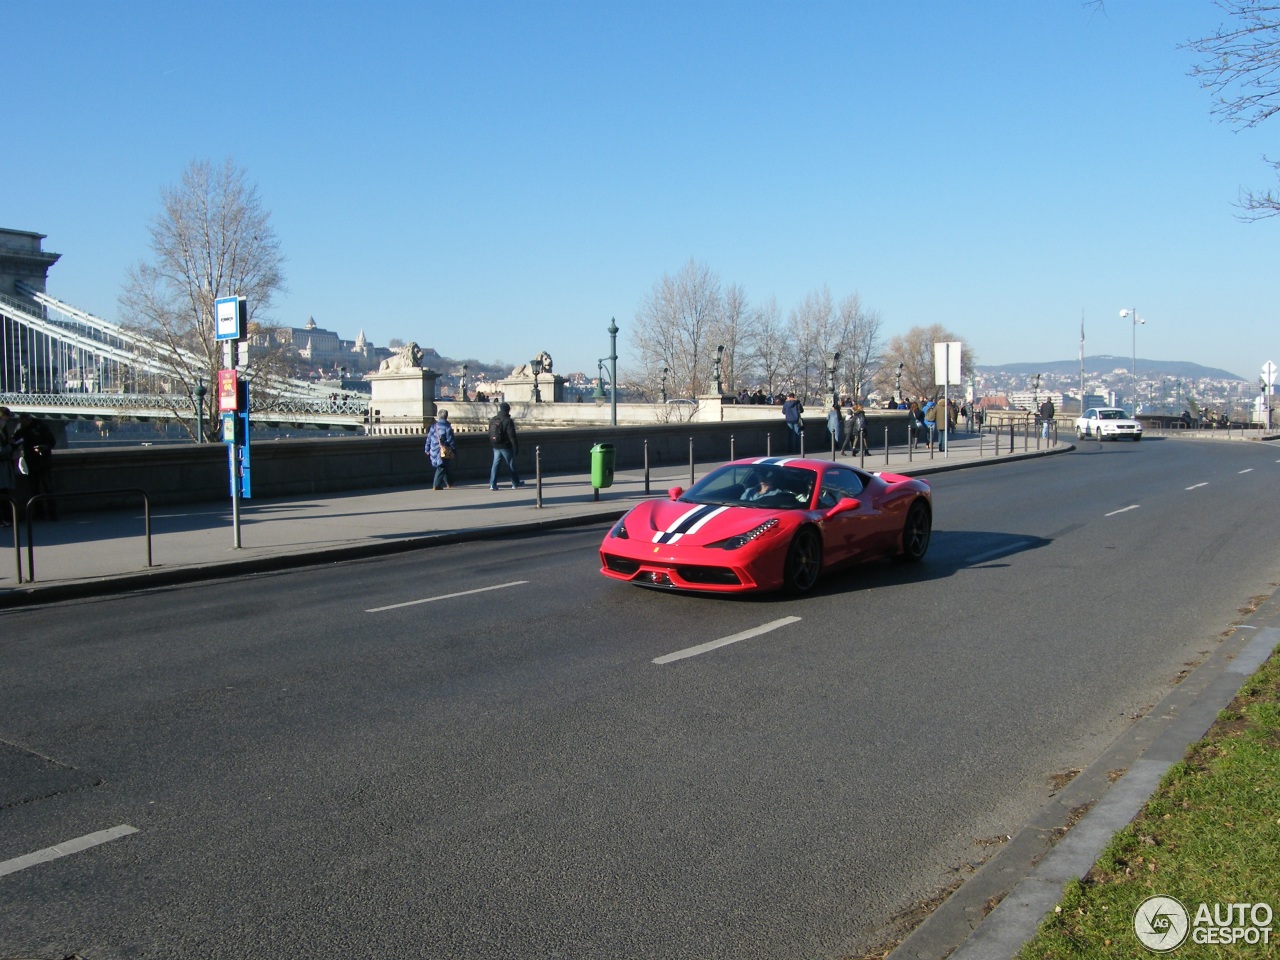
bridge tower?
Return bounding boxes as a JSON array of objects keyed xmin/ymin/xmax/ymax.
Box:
[
  {"xmin": 1, "ymin": 228, "xmax": 62, "ymax": 391},
  {"xmin": 0, "ymin": 228, "xmax": 60, "ymax": 299}
]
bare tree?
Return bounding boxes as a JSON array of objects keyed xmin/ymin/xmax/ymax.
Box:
[
  {"xmin": 1187, "ymin": 1, "xmax": 1280, "ymax": 218},
  {"xmin": 744, "ymin": 295, "xmax": 790, "ymax": 397},
  {"xmin": 631, "ymin": 259, "xmax": 722, "ymax": 398},
  {"xmin": 713, "ymin": 283, "xmax": 750, "ymax": 395},
  {"xmin": 832, "ymin": 292, "xmax": 883, "ymax": 401},
  {"xmin": 880, "ymin": 324, "xmax": 976, "ymax": 401},
  {"xmin": 787, "ymin": 286, "xmax": 839, "ymax": 401},
  {"xmin": 120, "ymin": 158, "xmax": 286, "ymax": 438}
]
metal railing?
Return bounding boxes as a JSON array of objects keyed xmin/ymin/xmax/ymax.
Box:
[
  {"xmin": 2, "ymin": 495, "xmax": 19, "ymax": 582},
  {"xmin": 20, "ymin": 488, "xmax": 152, "ymax": 583}
]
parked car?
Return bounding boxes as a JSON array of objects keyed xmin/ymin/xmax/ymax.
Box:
[
  {"xmin": 599, "ymin": 457, "xmax": 932, "ymax": 594},
  {"xmin": 1075, "ymin": 407, "xmax": 1143, "ymax": 441}
]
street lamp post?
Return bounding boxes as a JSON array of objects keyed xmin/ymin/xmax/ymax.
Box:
[
  {"xmin": 713, "ymin": 345, "xmax": 725, "ymax": 396},
  {"xmin": 1032, "ymin": 373, "xmax": 1041, "ymax": 409},
  {"xmin": 825, "ymin": 350, "xmax": 842, "ymax": 408},
  {"xmin": 192, "ymin": 379, "xmax": 207, "ymax": 443},
  {"xmin": 461, "ymin": 364, "xmax": 469, "ymax": 402},
  {"xmin": 531, "ymin": 357, "xmax": 543, "ymax": 403},
  {"xmin": 660, "ymin": 366, "xmax": 668, "ymax": 404},
  {"xmin": 607, "ymin": 318, "xmax": 619, "ymax": 427},
  {"xmin": 894, "ymin": 362, "xmax": 904, "ymax": 405},
  {"xmin": 1120, "ymin": 308, "xmax": 1145, "ymax": 415}
]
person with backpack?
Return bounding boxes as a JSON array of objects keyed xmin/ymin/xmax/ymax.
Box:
[
  {"xmin": 841, "ymin": 403, "xmax": 867, "ymax": 456},
  {"xmin": 425, "ymin": 409, "xmax": 456, "ymax": 490},
  {"xmin": 487, "ymin": 401, "xmax": 523, "ymax": 490}
]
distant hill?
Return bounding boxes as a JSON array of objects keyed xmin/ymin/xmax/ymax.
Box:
[{"xmin": 979, "ymin": 355, "xmax": 1245, "ymax": 381}]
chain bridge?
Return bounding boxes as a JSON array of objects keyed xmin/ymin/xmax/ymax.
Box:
[{"xmin": 0, "ymin": 277, "xmax": 370, "ymax": 433}]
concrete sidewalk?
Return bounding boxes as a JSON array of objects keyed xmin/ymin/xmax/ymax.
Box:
[{"xmin": 0, "ymin": 430, "xmax": 1062, "ymax": 606}]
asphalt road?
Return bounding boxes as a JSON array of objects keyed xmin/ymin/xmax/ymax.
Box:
[{"xmin": 2, "ymin": 437, "xmax": 1277, "ymax": 959}]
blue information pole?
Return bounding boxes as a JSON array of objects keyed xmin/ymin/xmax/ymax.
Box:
[{"xmin": 215, "ymin": 296, "xmax": 251, "ymax": 548}]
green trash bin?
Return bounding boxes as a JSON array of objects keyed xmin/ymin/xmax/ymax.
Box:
[{"xmin": 590, "ymin": 442, "xmax": 616, "ymax": 489}]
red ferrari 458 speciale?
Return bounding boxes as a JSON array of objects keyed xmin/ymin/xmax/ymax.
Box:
[{"xmin": 599, "ymin": 456, "xmax": 932, "ymax": 594}]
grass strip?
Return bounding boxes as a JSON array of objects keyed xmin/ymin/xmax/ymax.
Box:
[{"xmin": 1016, "ymin": 649, "xmax": 1280, "ymax": 958}]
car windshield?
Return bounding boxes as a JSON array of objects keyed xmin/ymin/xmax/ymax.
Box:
[
  {"xmin": 1098, "ymin": 410, "xmax": 1127, "ymax": 420},
  {"xmin": 680, "ymin": 463, "xmax": 817, "ymax": 510}
]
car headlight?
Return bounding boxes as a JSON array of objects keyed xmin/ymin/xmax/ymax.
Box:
[
  {"xmin": 708, "ymin": 518, "xmax": 779, "ymax": 550},
  {"xmin": 609, "ymin": 515, "xmax": 630, "ymax": 539}
]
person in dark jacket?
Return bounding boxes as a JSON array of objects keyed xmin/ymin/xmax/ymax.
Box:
[
  {"xmin": 841, "ymin": 403, "xmax": 867, "ymax": 456},
  {"xmin": 782, "ymin": 393, "xmax": 804, "ymax": 452},
  {"xmin": 14, "ymin": 412, "xmax": 58, "ymax": 519},
  {"xmin": 487, "ymin": 402, "xmax": 524, "ymax": 490}
]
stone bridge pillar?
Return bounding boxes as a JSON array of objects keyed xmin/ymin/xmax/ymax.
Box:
[{"xmin": 366, "ymin": 368, "xmax": 440, "ymax": 435}]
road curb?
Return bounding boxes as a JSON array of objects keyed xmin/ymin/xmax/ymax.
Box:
[
  {"xmin": 889, "ymin": 588, "xmax": 1280, "ymax": 960},
  {"xmin": 0, "ymin": 508, "xmax": 629, "ymax": 609}
]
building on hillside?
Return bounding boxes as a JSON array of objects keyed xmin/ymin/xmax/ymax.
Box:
[{"xmin": 267, "ymin": 317, "xmax": 394, "ymax": 376}]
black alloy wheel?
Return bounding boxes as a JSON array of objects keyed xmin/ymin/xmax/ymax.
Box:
[
  {"xmin": 782, "ymin": 528, "xmax": 822, "ymax": 594},
  {"xmin": 899, "ymin": 500, "xmax": 932, "ymax": 563}
]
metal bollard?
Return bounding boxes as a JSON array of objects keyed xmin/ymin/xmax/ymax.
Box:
[
  {"xmin": 766, "ymin": 432, "xmax": 772, "ymax": 457},
  {"xmin": 884, "ymin": 427, "xmax": 890, "ymax": 465},
  {"xmin": 730, "ymin": 434, "xmax": 735, "ymax": 461},
  {"xmin": 644, "ymin": 439, "xmax": 650, "ymax": 494},
  {"xmin": 536, "ymin": 446, "xmax": 544, "ymax": 507},
  {"xmin": 689, "ymin": 437, "xmax": 695, "ymax": 485}
]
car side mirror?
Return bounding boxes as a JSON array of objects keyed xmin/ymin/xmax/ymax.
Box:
[
  {"xmin": 825, "ymin": 497, "xmax": 861, "ymax": 518},
  {"xmin": 668, "ymin": 486, "xmax": 684, "ymax": 500}
]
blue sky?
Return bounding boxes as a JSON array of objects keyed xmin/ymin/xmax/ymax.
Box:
[{"xmin": 7, "ymin": 0, "xmax": 1277, "ymax": 381}]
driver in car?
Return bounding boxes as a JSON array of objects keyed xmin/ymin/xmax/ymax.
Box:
[{"xmin": 744, "ymin": 475, "xmax": 781, "ymax": 502}]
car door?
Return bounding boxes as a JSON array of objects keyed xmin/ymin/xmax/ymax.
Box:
[{"xmin": 816, "ymin": 467, "xmax": 874, "ymax": 566}]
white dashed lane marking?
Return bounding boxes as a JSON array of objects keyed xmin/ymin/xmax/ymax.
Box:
[
  {"xmin": 653, "ymin": 616, "xmax": 802, "ymax": 664},
  {"xmin": 366, "ymin": 580, "xmax": 529, "ymax": 613},
  {"xmin": 0, "ymin": 825, "xmax": 138, "ymax": 878},
  {"xmin": 1105, "ymin": 505, "xmax": 1140, "ymax": 517}
]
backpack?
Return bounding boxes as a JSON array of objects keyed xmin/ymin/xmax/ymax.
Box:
[{"xmin": 488, "ymin": 416, "xmax": 505, "ymax": 447}]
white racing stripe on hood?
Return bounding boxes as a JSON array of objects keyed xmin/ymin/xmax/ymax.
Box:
[
  {"xmin": 667, "ymin": 505, "xmax": 728, "ymax": 543},
  {"xmin": 651, "ymin": 503, "xmax": 727, "ymax": 544}
]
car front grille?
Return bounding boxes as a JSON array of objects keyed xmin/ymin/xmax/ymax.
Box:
[
  {"xmin": 604, "ymin": 556, "xmax": 640, "ymax": 575},
  {"xmin": 676, "ymin": 565, "xmax": 742, "ymax": 586}
]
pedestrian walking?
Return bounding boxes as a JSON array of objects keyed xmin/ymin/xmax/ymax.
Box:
[
  {"xmin": 487, "ymin": 401, "xmax": 524, "ymax": 490},
  {"xmin": 923, "ymin": 400, "xmax": 942, "ymax": 451},
  {"xmin": 841, "ymin": 403, "xmax": 867, "ymax": 456},
  {"xmin": 826, "ymin": 403, "xmax": 842, "ymax": 454},
  {"xmin": 0, "ymin": 407, "xmax": 16, "ymax": 525},
  {"xmin": 425, "ymin": 409, "xmax": 456, "ymax": 490},
  {"xmin": 782, "ymin": 392, "xmax": 804, "ymax": 453},
  {"xmin": 1039, "ymin": 397, "xmax": 1055, "ymax": 441},
  {"xmin": 14, "ymin": 412, "xmax": 58, "ymax": 519}
]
